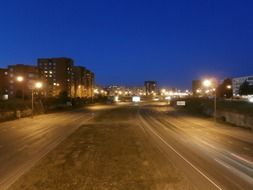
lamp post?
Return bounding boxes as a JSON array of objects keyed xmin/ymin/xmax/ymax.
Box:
[
  {"xmin": 32, "ymin": 82, "xmax": 43, "ymax": 118},
  {"xmin": 203, "ymin": 79, "xmax": 217, "ymax": 122},
  {"xmin": 16, "ymin": 76, "xmax": 25, "ymax": 101}
]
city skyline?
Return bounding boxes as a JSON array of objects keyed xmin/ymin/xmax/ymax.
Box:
[
  {"xmin": 1, "ymin": 0, "xmax": 253, "ymax": 88},
  {"xmin": 1, "ymin": 1, "xmax": 253, "ymax": 189}
]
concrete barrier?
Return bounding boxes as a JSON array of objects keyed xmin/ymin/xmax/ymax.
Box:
[
  {"xmin": 217, "ymin": 111, "xmax": 253, "ymax": 130},
  {"xmin": 0, "ymin": 111, "xmax": 15, "ymax": 121},
  {"xmin": 0, "ymin": 109, "xmax": 33, "ymax": 122}
]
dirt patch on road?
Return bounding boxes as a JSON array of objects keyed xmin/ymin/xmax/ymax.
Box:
[{"xmin": 9, "ymin": 106, "xmax": 195, "ymax": 190}]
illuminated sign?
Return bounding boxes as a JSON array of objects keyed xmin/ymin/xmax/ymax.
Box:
[
  {"xmin": 177, "ymin": 101, "xmax": 186, "ymax": 106},
  {"xmin": 132, "ymin": 96, "xmax": 141, "ymax": 102}
]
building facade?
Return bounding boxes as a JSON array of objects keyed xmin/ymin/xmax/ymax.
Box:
[
  {"xmin": 0, "ymin": 68, "xmax": 9, "ymax": 100},
  {"xmin": 7, "ymin": 64, "xmax": 38, "ymax": 98},
  {"xmin": 1, "ymin": 57, "xmax": 95, "ymax": 100},
  {"xmin": 232, "ymin": 76, "xmax": 253, "ymax": 96},
  {"xmin": 72, "ymin": 66, "xmax": 86, "ymax": 98},
  {"xmin": 192, "ymin": 80, "xmax": 201, "ymax": 96},
  {"xmin": 144, "ymin": 81, "xmax": 158, "ymax": 96},
  {"xmin": 38, "ymin": 58, "xmax": 74, "ymax": 97},
  {"xmin": 84, "ymin": 70, "xmax": 95, "ymax": 98}
]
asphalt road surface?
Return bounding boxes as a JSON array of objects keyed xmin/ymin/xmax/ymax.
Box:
[
  {"xmin": 2, "ymin": 103, "xmax": 253, "ymax": 190},
  {"xmin": 138, "ymin": 103, "xmax": 253, "ymax": 190},
  {"xmin": 0, "ymin": 108, "xmax": 94, "ymax": 190}
]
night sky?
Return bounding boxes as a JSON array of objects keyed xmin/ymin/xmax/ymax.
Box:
[{"xmin": 1, "ymin": 0, "xmax": 253, "ymax": 88}]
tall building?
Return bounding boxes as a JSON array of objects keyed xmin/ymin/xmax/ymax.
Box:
[
  {"xmin": 84, "ymin": 70, "xmax": 95, "ymax": 98},
  {"xmin": 144, "ymin": 81, "xmax": 157, "ymax": 96},
  {"xmin": 0, "ymin": 68, "xmax": 9, "ymax": 100},
  {"xmin": 1, "ymin": 57, "xmax": 95, "ymax": 99},
  {"xmin": 192, "ymin": 80, "xmax": 201, "ymax": 96},
  {"xmin": 72, "ymin": 66, "xmax": 86, "ymax": 98},
  {"xmin": 7, "ymin": 64, "xmax": 38, "ymax": 98},
  {"xmin": 38, "ymin": 58, "xmax": 74, "ymax": 97},
  {"xmin": 232, "ymin": 76, "xmax": 253, "ymax": 96}
]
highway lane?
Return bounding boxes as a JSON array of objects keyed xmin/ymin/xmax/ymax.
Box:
[
  {"xmin": 0, "ymin": 108, "xmax": 94, "ymax": 190},
  {"xmin": 2, "ymin": 103, "xmax": 253, "ymax": 190},
  {"xmin": 138, "ymin": 104, "xmax": 253, "ymax": 190},
  {"xmin": 9, "ymin": 104, "xmax": 198, "ymax": 190}
]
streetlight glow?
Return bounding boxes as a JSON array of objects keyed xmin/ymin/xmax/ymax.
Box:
[
  {"xmin": 202, "ymin": 78, "xmax": 217, "ymax": 123},
  {"xmin": 17, "ymin": 76, "xmax": 24, "ymax": 82},
  {"xmin": 35, "ymin": 82, "xmax": 43, "ymax": 89},
  {"xmin": 203, "ymin": 79, "xmax": 212, "ymax": 87}
]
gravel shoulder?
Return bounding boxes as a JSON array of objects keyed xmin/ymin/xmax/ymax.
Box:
[{"xmin": 9, "ymin": 106, "xmax": 195, "ymax": 190}]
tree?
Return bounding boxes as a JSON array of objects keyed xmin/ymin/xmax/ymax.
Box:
[
  {"xmin": 217, "ymin": 78, "xmax": 233, "ymax": 98},
  {"xmin": 15, "ymin": 90, "xmax": 23, "ymax": 99},
  {"xmin": 58, "ymin": 91, "xmax": 70, "ymax": 103},
  {"xmin": 239, "ymin": 80, "xmax": 253, "ymax": 95}
]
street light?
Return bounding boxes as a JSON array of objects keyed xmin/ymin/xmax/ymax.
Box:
[
  {"xmin": 32, "ymin": 82, "xmax": 43, "ymax": 118},
  {"xmin": 35, "ymin": 82, "xmax": 42, "ymax": 89},
  {"xmin": 202, "ymin": 78, "xmax": 217, "ymax": 122},
  {"xmin": 17, "ymin": 76, "xmax": 24, "ymax": 82},
  {"xmin": 16, "ymin": 76, "xmax": 25, "ymax": 100},
  {"xmin": 203, "ymin": 79, "xmax": 212, "ymax": 87}
]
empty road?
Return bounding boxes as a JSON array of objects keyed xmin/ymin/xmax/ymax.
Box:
[
  {"xmin": 138, "ymin": 103, "xmax": 253, "ymax": 189},
  {"xmin": 2, "ymin": 103, "xmax": 253, "ymax": 190},
  {"xmin": 0, "ymin": 108, "xmax": 94, "ymax": 190}
]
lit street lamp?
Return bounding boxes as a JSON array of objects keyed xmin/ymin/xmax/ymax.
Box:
[
  {"xmin": 203, "ymin": 79, "xmax": 212, "ymax": 88},
  {"xmin": 202, "ymin": 79, "xmax": 217, "ymax": 122},
  {"xmin": 16, "ymin": 76, "xmax": 25, "ymax": 100},
  {"xmin": 17, "ymin": 76, "xmax": 24, "ymax": 82},
  {"xmin": 32, "ymin": 82, "xmax": 43, "ymax": 118}
]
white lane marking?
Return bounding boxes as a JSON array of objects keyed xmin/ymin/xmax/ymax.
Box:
[{"xmin": 139, "ymin": 114, "xmax": 223, "ymax": 190}]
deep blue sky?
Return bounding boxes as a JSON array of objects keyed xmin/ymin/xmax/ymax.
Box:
[{"xmin": 1, "ymin": 0, "xmax": 253, "ymax": 88}]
